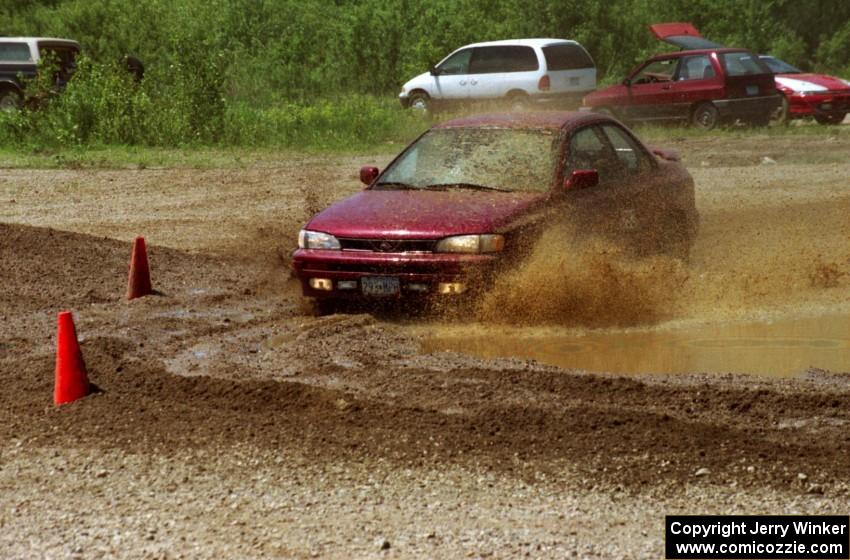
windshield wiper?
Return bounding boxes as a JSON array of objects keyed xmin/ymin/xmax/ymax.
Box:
[
  {"xmin": 424, "ymin": 183, "xmax": 511, "ymax": 192},
  {"xmin": 372, "ymin": 181, "xmax": 418, "ymax": 190}
]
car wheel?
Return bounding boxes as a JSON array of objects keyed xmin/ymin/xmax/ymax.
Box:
[
  {"xmin": 299, "ymin": 297, "xmax": 339, "ymax": 316},
  {"xmin": 0, "ymin": 90, "xmax": 22, "ymax": 113},
  {"xmin": 691, "ymin": 102, "xmax": 719, "ymax": 130},
  {"xmin": 769, "ymin": 95, "xmax": 789, "ymax": 127},
  {"xmin": 408, "ymin": 91, "xmax": 431, "ymax": 113},
  {"xmin": 507, "ymin": 92, "xmax": 530, "ymax": 112},
  {"xmin": 814, "ymin": 112, "xmax": 846, "ymax": 125}
]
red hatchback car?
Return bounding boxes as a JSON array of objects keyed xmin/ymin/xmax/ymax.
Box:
[
  {"xmin": 583, "ymin": 23, "xmax": 781, "ymax": 129},
  {"xmin": 292, "ymin": 112, "xmax": 698, "ymax": 306}
]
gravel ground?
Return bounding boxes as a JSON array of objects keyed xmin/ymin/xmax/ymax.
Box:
[{"xmin": 1, "ymin": 130, "xmax": 849, "ymax": 558}]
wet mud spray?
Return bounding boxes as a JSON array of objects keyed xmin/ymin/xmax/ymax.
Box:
[
  {"xmin": 475, "ymin": 226, "xmax": 688, "ymax": 327},
  {"xmin": 427, "ymin": 200, "xmax": 850, "ymax": 376}
]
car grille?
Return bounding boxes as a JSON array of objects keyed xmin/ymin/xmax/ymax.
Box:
[{"xmin": 338, "ymin": 238, "xmax": 436, "ymax": 253}]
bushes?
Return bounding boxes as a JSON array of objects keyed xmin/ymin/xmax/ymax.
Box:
[
  {"xmin": 1, "ymin": 0, "xmax": 848, "ymax": 149},
  {"xmin": 0, "ymin": 58, "xmax": 428, "ymax": 150}
]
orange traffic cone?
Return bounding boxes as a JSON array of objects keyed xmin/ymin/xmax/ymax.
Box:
[
  {"xmin": 54, "ymin": 311, "xmax": 90, "ymax": 405},
  {"xmin": 127, "ymin": 236, "xmax": 152, "ymax": 300}
]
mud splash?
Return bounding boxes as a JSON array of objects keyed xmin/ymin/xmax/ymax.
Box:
[
  {"xmin": 423, "ymin": 314, "xmax": 850, "ymax": 377},
  {"xmin": 475, "ymin": 227, "xmax": 689, "ymax": 327}
]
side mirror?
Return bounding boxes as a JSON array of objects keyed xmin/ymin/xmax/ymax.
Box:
[
  {"xmin": 429, "ymin": 65, "xmax": 439, "ymax": 76},
  {"xmin": 622, "ymin": 77, "xmax": 631, "ymax": 87},
  {"xmin": 564, "ymin": 169, "xmax": 599, "ymax": 191},
  {"xmin": 360, "ymin": 165, "xmax": 379, "ymax": 186}
]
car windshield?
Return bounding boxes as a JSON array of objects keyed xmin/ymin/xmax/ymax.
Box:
[
  {"xmin": 760, "ymin": 56, "xmax": 801, "ymax": 74},
  {"xmin": 376, "ymin": 127, "xmax": 557, "ymax": 193}
]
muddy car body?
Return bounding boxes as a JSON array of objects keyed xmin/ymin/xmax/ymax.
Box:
[
  {"xmin": 0, "ymin": 37, "xmax": 80, "ymax": 110},
  {"xmin": 583, "ymin": 23, "xmax": 781, "ymax": 129},
  {"xmin": 292, "ymin": 112, "xmax": 698, "ymax": 303}
]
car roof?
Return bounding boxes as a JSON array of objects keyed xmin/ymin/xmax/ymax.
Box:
[
  {"xmin": 1, "ymin": 37, "xmax": 79, "ymax": 44},
  {"xmin": 434, "ymin": 111, "xmax": 609, "ymax": 130},
  {"xmin": 459, "ymin": 38, "xmax": 580, "ymax": 49}
]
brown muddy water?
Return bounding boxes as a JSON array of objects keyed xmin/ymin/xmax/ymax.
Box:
[{"xmin": 422, "ymin": 314, "xmax": 850, "ymax": 377}]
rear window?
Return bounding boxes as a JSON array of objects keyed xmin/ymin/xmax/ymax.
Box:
[
  {"xmin": 469, "ymin": 46, "xmax": 539, "ymax": 74},
  {"xmin": 721, "ymin": 52, "xmax": 771, "ymax": 76},
  {"xmin": 0, "ymin": 42, "xmax": 32, "ymax": 62},
  {"xmin": 542, "ymin": 43, "xmax": 595, "ymax": 70}
]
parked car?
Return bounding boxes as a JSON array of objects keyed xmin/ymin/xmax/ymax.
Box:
[
  {"xmin": 759, "ymin": 55, "xmax": 850, "ymax": 125},
  {"xmin": 291, "ymin": 111, "xmax": 698, "ymax": 307},
  {"xmin": 583, "ymin": 23, "xmax": 781, "ymax": 129},
  {"xmin": 399, "ymin": 39, "xmax": 596, "ymax": 112},
  {"xmin": 0, "ymin": 37, "xmax": 80, "ymax": 111}
]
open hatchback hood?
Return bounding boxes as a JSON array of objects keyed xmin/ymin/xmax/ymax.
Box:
[{"xmin": 649, "ymin": 22, "xmax": 723, "ymax": 50}]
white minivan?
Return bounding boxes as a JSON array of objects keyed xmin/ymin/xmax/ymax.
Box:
[{"xmin": 399, "ymin": 38, "xmax": 596, "ymax": 111}]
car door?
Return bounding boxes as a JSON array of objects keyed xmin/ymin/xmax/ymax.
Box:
[
  {"xmin": 433, "ymin": 48, "xmax": 473, "ymax": 100},
  {"xmin": 667, "ymin": 54, "xmax": 724, "ymax": 120},
  {"xmin": 561, "ymin": 125, "xmax": 626, "ymax": 238},
  {"xmin": 467, "ymin": 45, "xmax": 539, "ymax": 99},
  {"xmin": 562, "ymin": 124, "xmax": 655, "ymax": 243},
  {"xmin": 623, "ymin": 57, "xmax": 680, "ymax": 121}
]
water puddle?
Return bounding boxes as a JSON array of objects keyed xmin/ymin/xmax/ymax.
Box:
[{"xmin": 421, "ymin": 315, "xmax": 850, "ymax": 377}]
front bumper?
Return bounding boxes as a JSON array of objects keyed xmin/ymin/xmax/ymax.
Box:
[
  {"xmin": 292, "ymin": 248, "xmax": 498, "ymax": 298},
  {"xmin": 714, "ymin": 94, "xmax": 782, "ymax": 121},
  {"xmin": 788, "ymin": 91, "xmax": 850, "ymax": 117}
]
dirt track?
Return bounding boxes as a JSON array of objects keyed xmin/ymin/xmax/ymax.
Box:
[{"xmin": 2, "ymin": 131, "xmax": 850, "ymax": 558}]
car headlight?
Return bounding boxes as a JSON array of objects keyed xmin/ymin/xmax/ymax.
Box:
[
  {"xmin": 298, "ymin": 229, "xmax": 341, "ymax": 250},
  {"xmin": 435, "ymin": 234, "xmax": 504, "ymax": 254}
]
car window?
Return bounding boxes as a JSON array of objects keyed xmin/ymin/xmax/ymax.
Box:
[
  {"xmin": 721, "ymin": 51, "xmax": 771, "ymax": 76},
  {"xmin": 631, "ymin": 58, "xmax": 678, "ymax": 84},
  {"xmin": 567, "ymin": 126, "xmax": 618, "ymax": 185},
  {"xmin": 437, "ymin": 49, "xmax": 472, "ymax": 75},
  {"xmin": 599, "ymin": 125, "xmax": 652, "ymax": 175},
  {"xmin": 378, "ymin": 127, "xmax": 556, "ymax": 193},
  {"xmin": 0, "ymin": 42, "xmax": 32, "ymax": 62},
  {"xmin": 542, "ymin": 43, "xmax": 595, "ymax": 70},
  {"xmin": 677, "ymin": 55, "xmax": 715, "ymax": 81},
  {"xmin": 469, "ymin": 46, "xmax": 539, "ymax": 74}
]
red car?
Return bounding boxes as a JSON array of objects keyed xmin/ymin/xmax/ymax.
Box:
[
  {"xmin": 583, "ymin": 23, "xmax": 781, "ymax": 129},
  {"xmin": 291, "ymin": 112, "xmax": 698, "ymax": 306},
  {"xmin": 760, "ymin": 55, "xmax": 850, "ymax": 125}
]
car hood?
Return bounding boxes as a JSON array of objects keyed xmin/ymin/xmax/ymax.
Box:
[
  {"xmin": 306, "ymin": 189, "xmax": 546, "ymax": 239},
  {"xmin": 402, "ymin": 72, "xmax": 431, "ymax": 91},
  {"xmin": 775, "ymin": 73, "xmax": 850, "ymax": 92}
]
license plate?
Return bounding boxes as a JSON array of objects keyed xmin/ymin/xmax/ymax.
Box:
[
  {"xmin": 746, "ymin": 85, "xmax": 759, "ymax": 96},
  {"xmin": 361, "ymin": 276, "xmax": 400, "ymax": 296}
]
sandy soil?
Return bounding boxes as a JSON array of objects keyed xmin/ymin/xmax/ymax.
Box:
[{"xmin": 1, "ymin": 131, "xmax": 850, "ymax": 558}]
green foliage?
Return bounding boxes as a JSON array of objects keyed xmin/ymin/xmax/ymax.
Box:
[{"xmin": 1, "ymin": 0, "xmax": 848, "ymax": 150}]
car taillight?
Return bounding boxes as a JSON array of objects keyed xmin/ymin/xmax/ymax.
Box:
[{"xmin": 538, "ymin": 74, "xmax": 550, "ymax": 91}]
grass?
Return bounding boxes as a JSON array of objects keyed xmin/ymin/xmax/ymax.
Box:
[
  {"xmin": 1, "ymin": 110, "xmax": 846, "ymax": 170},
  {"xmin": 0, "ymin": 142, "xmax": 416, "ymax": 170}
]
